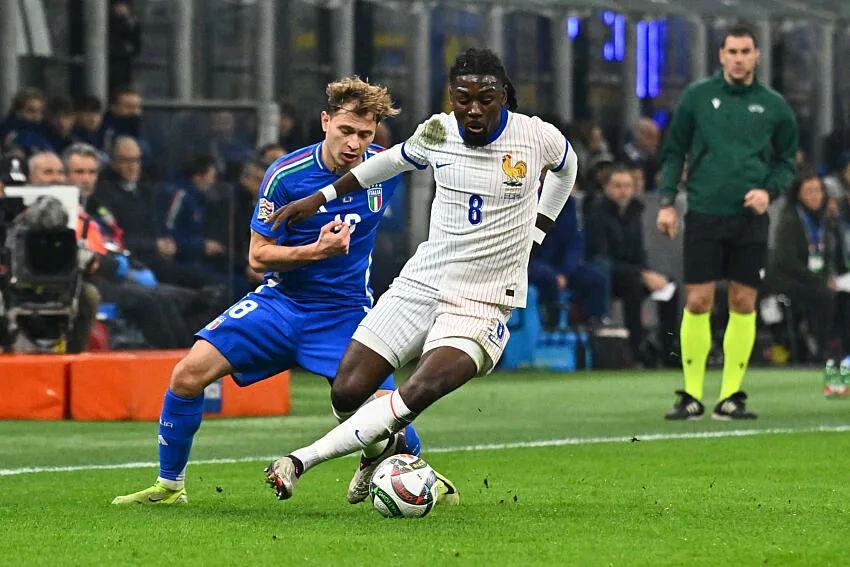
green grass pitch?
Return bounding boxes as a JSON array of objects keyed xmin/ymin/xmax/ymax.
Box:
[{"xmin": 2, "ymin": 367, "xmax": 850, "ymax": 566}]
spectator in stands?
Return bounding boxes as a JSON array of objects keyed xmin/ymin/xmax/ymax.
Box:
[
  {"xmin": 766, "ymin": 168, "xmax": 845, "ymax": 360},
  {"xmin": 622, "ymin": 117, "xmax": 661, "ymax": 192},
  {"xmin": 71, "ymin": 95, "xmax": 104, "ymax": 147},
  {"xmin": 572, "ymin": 119, "xmax": 610, "ymax": 170},
  {"xmin": 99, "ymin": 86, "xmax": 152, "ymax": 169},
  {"xmin": 27, "ymin": 151, "xmax": 66, "ymax": 184},
  {"xmin": 530, "ymin": 175, "xmax": 608, "ymax": 330},
  {"xmin": 208, "ymin": 111, "xmax": 255, "ymax": 182},
  {"xmin": 586, "ymin": 163, "xmax": 680, "ymax": 367},
  {"xmin": 824, "ymin": 153, "xmax": 850, "ymax": 201},
  {"xmin": 626, "ymin": 159, "xmax": 646, "ymax": 197},
  {"xmin": 256, "ymin": 142, "xmax": 286, "ymax": 166},
  {"xmin": 108, "ymin": 0, "xmax": 142, "ymax": 98},
  {"xmin": 65, "ymin": 143, "xmax": 200, "ymax": 349},
  {"xmin": 0, "ymin": 88, "xmax": 51, "ymax": 156},
  {"xmin": 277, "ymin": 100, "xmax": 305, "ymax": 153},
  {"xmin": 234, "ymin": 159, "xmax": 265, "ymax": 285},
  {"xmin": 94, "ymin": 136, "xmax": 201, "ymax": 290},
  {"xmin": 27, "ymin": 150, "xmax": 99, "ymax": 354},
  {"xmin": 44, "ymin": 95, "xmax": 76, "ymax": 155},
  {"xmin": 160, "ymin": 153, "xmax": 227, "ymax": 278}
]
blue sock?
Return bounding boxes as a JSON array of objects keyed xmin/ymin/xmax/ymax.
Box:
[
  {"xmin": 404, "ymin": 424, "xmax": 421, "ymax": 457},
  {"xmin": 157, "ymin": 390, "xmax": 205, "ymax": 483}
]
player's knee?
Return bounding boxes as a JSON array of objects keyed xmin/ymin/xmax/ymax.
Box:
[
  {"xmin": 330, "ymin": 380, "xmax": 363, "ymax": 413},
  {"xmin": 728, "ymin": 287, "xmax": 756, "ymax": 314},
  {"xmin": 686, "ymin": 292, "xmax": 713, "ymax": 314},
  {"xmin": 170, "ymin": 355, "xmax": 211, "ymax": 398}
]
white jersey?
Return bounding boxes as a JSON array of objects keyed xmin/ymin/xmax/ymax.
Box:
[{"xmin": 396, "ymin": 110, "xmax": 569, "ymax": 308}]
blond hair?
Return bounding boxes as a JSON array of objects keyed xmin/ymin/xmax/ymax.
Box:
[{"xmin": 326, "ymin": 76, "xmax": 400, "ymax": 123}]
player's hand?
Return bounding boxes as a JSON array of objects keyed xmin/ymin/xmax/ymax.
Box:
[
  {"xmin": 267, "ymin": 192, "xmax": 326, "ymax": 230},
  {"xmin": 315, "ymin": 220, "xmax": 350, "ymax": 258},
  {"xmin": 656, "ymin": 206, "xmax": 678, "ymax": 239},
  {"xmin": 157, "ymin": 237, "xmax": 177, "ymax": 258},
  {"xmin": 641, "ymin": 270, "xmax": 669, "ymax": 292},
  {"xmin": 556, "ymin": 274, "xmax": 568, "ymax": 290},
  {"xmin": 205, "ymin": 239, "xmax": 225, "ymax": 256},
  {"xmin": 743, "ymin": 189, "xmax": 770, "ymax": 215}
]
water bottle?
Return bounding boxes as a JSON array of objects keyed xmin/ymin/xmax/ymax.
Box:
[
  {"xmin": 579, "ymin": 329, "xmax": 593, "ymax": 370},
  {"xmin": 204, "ymin": 378, "xmax": 224, "ymax": 414},
  {"xmin": 564, "ymin": 331, "xmax": 577, "ymax": 372},
  {"xmin": 824, "ymin": 359, "xmax": 843, "ymax": 399},
  {"xmin": 838, "ymin": 357, "xmax": 850, "ymax": 398}
]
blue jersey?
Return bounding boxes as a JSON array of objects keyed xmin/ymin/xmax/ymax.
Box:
[{"xmin": 251, "ymin": 142, "xmax": 398, "ymax": 308}]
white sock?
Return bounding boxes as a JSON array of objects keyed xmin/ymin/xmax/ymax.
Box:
[
  {"xmin": 156, "ymin": 476, "xmax": 184, "ymax": 490},
  {"xmin": 332, "ymin": 394, "xmax": 390, "ymax": 458},
  {"xmin": 293, "ymin": 390, "xmax": 415, "ymax": 472}
]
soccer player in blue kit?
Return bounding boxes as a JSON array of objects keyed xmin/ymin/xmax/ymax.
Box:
[{"xmin": 112, "ymin": 77, "xmax": 456, "ymax": 506}]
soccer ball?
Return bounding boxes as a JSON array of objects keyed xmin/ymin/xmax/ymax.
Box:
[{"xmin": 369, "ymin": 454, "xmax": 438, "ymax": 518}]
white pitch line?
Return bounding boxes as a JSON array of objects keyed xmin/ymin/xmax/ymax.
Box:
[{"xmin": 2, "ymin": 424, "xmax": 850, "ymax": 477}]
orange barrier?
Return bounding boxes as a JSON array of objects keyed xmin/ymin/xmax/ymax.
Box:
[
  {"xmin": 69, "ymin": 350, "xmax": 290, "ymax": 421},
  {"xmin": 0, "ymin": 351, "xmax": 289, "ymax": 421},
  {"xmin": 0, "ymin": 355, "xmax": 70, "ymax": 420}
]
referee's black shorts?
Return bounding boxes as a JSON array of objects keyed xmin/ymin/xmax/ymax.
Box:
[{"xmin": 683, "ymin": 211, "xmax": 769, "ymax": 288}]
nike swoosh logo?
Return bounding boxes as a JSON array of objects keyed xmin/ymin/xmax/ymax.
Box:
[
  {"xmin": 354, "ymin": 429, "xmax": 367, "ymax": 446},
  {"xmin": 435, "ymin": 162, "xmax": 451, "ymax": 169},
  {"xmin": 148, "ymin": 496, "xmax": 164, "ymax": 502}
]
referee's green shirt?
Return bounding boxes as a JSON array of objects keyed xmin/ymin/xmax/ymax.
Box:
[{"xmin": 659, "ymin": 72, "xmax": 798, "ymax": 216}]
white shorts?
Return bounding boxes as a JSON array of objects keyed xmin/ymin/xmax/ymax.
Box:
[{"xmin": 352, "ymin": 277, "xmax": 512, "ymax": 376}]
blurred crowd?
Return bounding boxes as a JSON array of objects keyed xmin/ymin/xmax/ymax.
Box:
[
  {"xmin": 2, "ymin": 81, "xmax": 850, "ymax": 366},
  {"xmin": 0, "ymin": 84, "xmax": 307, "ymax": 352}
]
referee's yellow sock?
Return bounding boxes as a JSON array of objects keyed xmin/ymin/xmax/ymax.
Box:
[
  {"xmin": 680, "ymin": 309, "xmax": 711, "ymax": 401},
  {"xmin": 720, "ymin": 311, "xmax": 756, "ymax": 401}
]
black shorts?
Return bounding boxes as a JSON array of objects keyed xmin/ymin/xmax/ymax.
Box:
[{"xmin": 683, "ymin": 211, "xmax": 768, "ymax": 288}]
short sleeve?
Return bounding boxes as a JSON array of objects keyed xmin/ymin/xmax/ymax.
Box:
[
  {"xmin": 538, "ymin": 118, "xmax": 569, "ymax": 172},
  {"xmin": 250, "ymin": 162, "xmax": 291, "ymax": 238}
]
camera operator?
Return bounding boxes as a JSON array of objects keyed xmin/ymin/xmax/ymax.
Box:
[{"xmin": 27, "ymin": 151, "xmax": 99, "ymax": 352}]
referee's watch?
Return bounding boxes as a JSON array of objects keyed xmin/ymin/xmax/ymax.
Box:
[{"xmin": 659, "ymin": 194, "xmax": 676, "ymax": 208}]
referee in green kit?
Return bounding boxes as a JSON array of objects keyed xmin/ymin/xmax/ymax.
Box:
[{"xmin": 657, "ymin": 23, "xmax": 798, "ymax": 421}]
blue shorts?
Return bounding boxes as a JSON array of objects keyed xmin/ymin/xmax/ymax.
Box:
[{"xmin": 196, "ymin": 284, "xmax": 396, "ymax": 389}]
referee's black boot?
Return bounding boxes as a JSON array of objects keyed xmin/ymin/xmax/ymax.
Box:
[
  {"xmin": 712, "ymin": 391, "xmax": 757, "ymax": 420},
  {"xmin": 664, "ymin": 390, "xmax": 705, "ymax": 420}
]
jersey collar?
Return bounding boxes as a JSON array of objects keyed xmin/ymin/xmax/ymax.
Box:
[{"xmin": 314, "ymin": 142, "xmax": 328, "ymax": 171}]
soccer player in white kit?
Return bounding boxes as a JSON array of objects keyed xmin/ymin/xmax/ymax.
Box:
[{"xmin": 264, "ymin": 48, "xmax": 578, "ymax": 503}]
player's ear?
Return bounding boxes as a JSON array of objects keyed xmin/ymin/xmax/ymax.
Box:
[{"xmin": 320, "ymin": 111, "xmax": 330, "ymax": 133}]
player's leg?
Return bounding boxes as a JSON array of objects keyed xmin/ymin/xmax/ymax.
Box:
[
  {"xmin": 294, "ymin": 305, "xmax": 424, "ymax": 502},
  {"xmin": 266, "ymin": 298, "xmax": 507, "ymax": 502},
  {"xmin": 113, "ymin": 287, "xmax": 300, "ymax": 504},
  {"xmin": 280, "ymin": 282, "xmax": 437, "ymax": 502},
  {"xmin": 267, "ymin": 346, "xmax": 478, "ymax": 501},
  {"xmin": 111, "ymin": 339, "xmax": 233, "ymax": 505},
  {"xmin": 713, "ymin": 217, "xmax": 769, "ymax": 420},
  {"xmin": 666, "ymin": 212, "xmax": 722, "ymax": 420}
]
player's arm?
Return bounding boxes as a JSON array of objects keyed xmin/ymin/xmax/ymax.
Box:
[
  {"xmin": 532, "ymin": 144, "xmax": 578, "ymax": 257},
  {"xmin": 763, "ymin": 102, "xmax": 799, "ymax": 200},
  {"xmin": 267, "ymin": 143, "xmax": 423, "ymax": 230},
  {"xmin": 248, "ymin": 220, "xmax": 350, "ymax": 273},
  {"xmin": 658, "ymin": 86, "xmax": 696, "ymax": 205}
]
